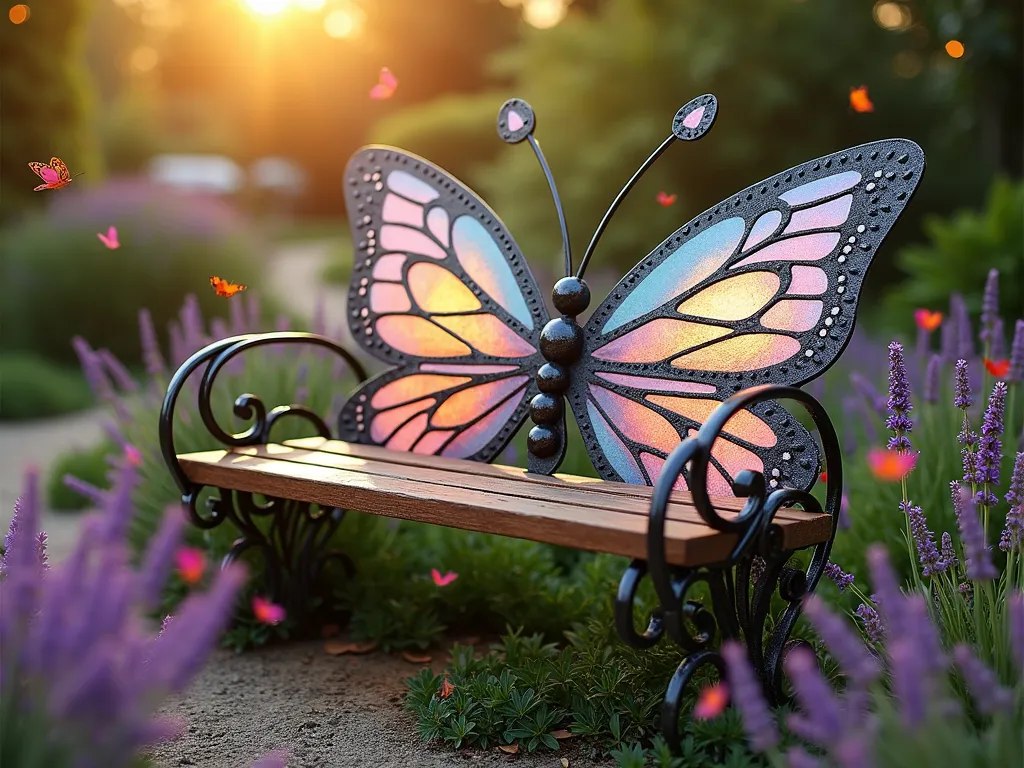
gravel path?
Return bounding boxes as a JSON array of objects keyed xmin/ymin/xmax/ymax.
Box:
[{"xmin": 149, "ymin": 640, "xmax": 608, "ymax": 768}]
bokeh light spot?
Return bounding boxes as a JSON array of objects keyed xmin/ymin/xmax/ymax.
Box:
[
  {"xmin": 324, "ymin": 9, "xmax": 355, "ymax": 38},
  {"xmin": 294, "ymin": 0, "xmax": 325, "ymax": 8},
  {"xmin": 245, "ymin": 0, "xmax": 289, "ymax": 15},
  {"xmin": 873, "ymin": 1, "xmax": 911, "ymax": 31},
  {"xmin": 523, "ymin": 0, "xmax": 567, "ymax": 29},
  {"xmin": 130, "ymin": 46, "xmax": 159, "ymax": 72},
  {"xmin": 945, "ymin": 39, "xmax": 965, "ymax": 58},
  {"xmin": 892, "ymin": 50, "xmax": 922, "ymax": 78},
  {"xmin": 9, "ymin": 4, "xmax": 29, "ymax": 23}
]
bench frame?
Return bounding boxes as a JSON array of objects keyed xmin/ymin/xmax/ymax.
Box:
[{"xmin": 159, "ymin": 331, "xmax": 842, "ymax": 752}]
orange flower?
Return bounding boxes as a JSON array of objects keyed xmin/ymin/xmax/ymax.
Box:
[
  {"xmin": 984, "ymin": 358, "xmax": 1010, "ymax": 378},
  {"xmin": 175, "ymin": 547, "xmax": 206, "ymax": 585},
  {"xmin": 866, "ymin": 449, "xmax": 916, "ymax": 482},
  {"xmin": 914, "ymin": 308, "xmax": 943, "ymax": 332},
  {"xmin": 849, "ymin": 85, "xmax": 874, "ymax": 113},
  {"xmin": 438, "ymin": 677, "xmax": 455, "ymax": 699},
  {"xmin": 693, "ymin": 682, "xmax": 729, "ymax": 720},
  {"xmin": 252, "ymin": 596, "xmax": 286, "ymax": 625}
]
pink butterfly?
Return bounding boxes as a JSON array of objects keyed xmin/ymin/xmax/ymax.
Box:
[
  {"xmin": 97, "ymin": 226, "xmax": 119, "ymax": 250},
  {"xmin": 370, "ymin": 67, "xmax": 398, "ymax": 101},
  {"xmin": 431, "ymin": 569, "xmax": 458, "ymax": 587},
  {"xmin": 252, "ymin": 595, "xmax": 286, "ymax": 625}
]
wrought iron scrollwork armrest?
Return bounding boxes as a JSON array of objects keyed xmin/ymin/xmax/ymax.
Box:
[{"xmin": 158, "ymin": 331, "xmax": 369, "ymax": 527}]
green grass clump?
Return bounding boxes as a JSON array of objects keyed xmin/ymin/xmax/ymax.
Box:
[{"xmin": 0, "ymin": 353, "xmax": 95, "ymax": 421}]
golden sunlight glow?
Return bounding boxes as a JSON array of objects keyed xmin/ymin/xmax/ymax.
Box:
[
  {"xmin": 130, "ymin": 45, "xmax": 159, "ymax": 72},
  {"xmin": 499, "ymin": 0, "xmax": 523, "ymax": 7},
  {"xmin": 523, "ymin": 0, "xmax": 567, "ymax": 29},
  {"xmin": 294, "ymin": 0, "xmax": 325, "ymax": 8},
  {"xmin": 245, "ymin": 0, "xmax": 289, "ymax": 16},
  {"xmin": 872, "ymin": 1, "xmax": 912, "ymax": 31},
  {"xmin": 324, "ymin": 7, "xmax": 363, "ymax": 38}
]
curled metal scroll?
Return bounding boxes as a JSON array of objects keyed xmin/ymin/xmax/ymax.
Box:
[
  {"xmin": 660, "ymin": 650, "xmax": 725, "ymax": 754},
  {"xmin": 158, "ymin": 332, "xmax": 368, "ymax": 527}
]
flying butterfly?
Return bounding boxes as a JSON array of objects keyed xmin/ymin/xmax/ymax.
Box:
[
  {"xmin": 336, "ymin": 94, "xmax": 925, "ymax": 497},
  {"xmin": 28, "ymin": 157, "xmax": 82, "ymax": 191},
  {"xmin": 210, "ymin": 276, "xmax": 247, "ymax": 298}
]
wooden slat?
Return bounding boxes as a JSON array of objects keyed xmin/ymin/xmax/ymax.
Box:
[{"xmin": 176, "ymin": 444, "xmax": 832, "ymax": 567}]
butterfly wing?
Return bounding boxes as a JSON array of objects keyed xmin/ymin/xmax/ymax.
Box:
[
  {"xmin": 576, "ymin": 139, "xmax": 925, "ymax": 493},
  {"xmin": 49, "ymin": 157, "xmax": 71, "ymax": 184},
  {"xmin": 337, "ymin": 147, "xmax": 549, "ymax": 462}
]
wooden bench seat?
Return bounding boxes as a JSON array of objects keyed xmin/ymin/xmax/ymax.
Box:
[{"xmin": 177, "ymin": 436, "xmax": 832, "ymax": 567}]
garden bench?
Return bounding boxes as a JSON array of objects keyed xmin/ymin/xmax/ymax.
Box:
[{"xmin": 159, "ymin": 334, "xmax": 843, "ymax": 754}]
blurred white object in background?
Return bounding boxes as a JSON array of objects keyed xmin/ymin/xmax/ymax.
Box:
[
  {"xmin": 148, "ymin": 154, "xmax": 245, "ymax": 195},
  {"xmin": 249, "ymin": 157, "xmax": 307, "ymax": 197}
]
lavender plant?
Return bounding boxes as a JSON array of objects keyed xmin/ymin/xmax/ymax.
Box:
[
  {"xmin": 722, "ymin": 545, "xmax": 1023, "ymax": 767},
  {"xmin": 0, "ymin": 466, "xmax": 288, "ymax": 768}
]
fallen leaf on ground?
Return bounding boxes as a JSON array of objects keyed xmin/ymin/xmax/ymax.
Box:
[
  {"xmin": 401, "ymin": 651, "xmax": 433, "ymax": 664},
  {"xmin": 323, "ymin": 640, "xmax": 378, "ymax": 656},
  {"xmin": 320, "ymin": 624, "xmax": 340, "ymax": 638},
  {"xmin": 551, "ymin": 729, "xmax": 574, "ymax": 739},
  {"xmin": 561, "ymin": 759, "xmax": 569, "ymax": 768},
  {"xmin": 498, "ymin": 743, "xmax": 519, "ymax": 754}
]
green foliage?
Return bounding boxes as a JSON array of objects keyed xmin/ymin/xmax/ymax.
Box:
[
  {"xmin": 0, "ymin": 182, "xmax": 266, "ymax": 365},
  {"xmin": 45, "ymin": 440, "xmax": 118, "ymax": 511},
  {"xmin": 882, "ymin": 178, "xmax": 1024, "ymax": 334},
  {"xmin": 0, "ymin": 353, "xmax": 94, "ymax": 421},
  {"xmin": 0, "ymin": 0, "xmax": 100, "ymax": 221},
  {"xmin": 383, "ymin": 0, "xmax": 997, "ymax": 286}
]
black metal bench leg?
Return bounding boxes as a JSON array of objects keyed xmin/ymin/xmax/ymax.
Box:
[{"xmin": 615, "ymin": 384, "xmax": 843, "ymax": 754}]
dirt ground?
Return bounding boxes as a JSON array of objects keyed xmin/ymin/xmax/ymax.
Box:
[{"xmin": 149, "ymin": 640, "xmax": 611, "ymax": 768}]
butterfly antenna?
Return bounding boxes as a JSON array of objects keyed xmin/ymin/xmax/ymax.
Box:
[
  {"xmin": 575, "ymin": 94, "xmax": 719, "ymax": 280},
  {"xmin": 496, "ymin": 99, "xmax": 573, "ymax": 277}
]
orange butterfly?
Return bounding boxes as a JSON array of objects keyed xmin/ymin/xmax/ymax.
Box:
[
  {"xmin": 28, "ymin": 157, "xmax": 81, "ymax": 191},
  {"xmin": 209, "ymin": 276, "xmax": 247, "ymax": 298},
  {"xmin": 984, "ymin": 358, "xmax": 1010, "ymax": 378},
  {"xmin": 849, "ymin": 86, "xmax": 874, "ymax": 113},
  {"xmin": 656, "ymin": 191, "xmax": 677, "ymax": 207}
]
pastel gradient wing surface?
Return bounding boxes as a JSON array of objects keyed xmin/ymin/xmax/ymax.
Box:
[
  {"xmin": 575, "ymin": 139, "xmax": 925, "ymax": 491},
  {"xmin": 338, "ymin": 147, "xmax": 548, "ymax": 461}
]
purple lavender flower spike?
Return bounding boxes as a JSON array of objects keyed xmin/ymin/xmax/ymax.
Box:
[
  {"xmin": 73, "ymin": 336, "xmax": 116, "ymax": 404},
  {"xmin": 802, "ymin": 595, "xmax": 879, "ymax": 685},
  {"xmin": 98, "ymin": 348, "xmax": 138, "ymax": 393},
  {"xmin": 979, "ymin": 268, "xmax": 999, "ymax": 346},
  {"xmin": 888, "ymin": 637, "xmax": 928, "ymax": 729},
  {"xmin": 1009, "ymin": 593, "xmax": 1024, "ymax": 673},
  {"xmin": 139, "ymin": 508, "xmax": 187, "ymax": 611},
  {"xmin": 180, "ymin": 293, "xmax": 207, "ymax": 352},
  {"xmin": 953, "ymin": 359, "xmax": 973, "ymax": 410},
  {"xmin": 312, "ymin": 293, "xmax": 326, "ymax": 336},
  {"xmin": 783, "ymin": 646, "xmax": 845, "ymax": 746},
  {"xmin": 211, "ymin": 316, "xmax": 229, "ymax": 341},
  {"xmin": 885, "ymin": 342, "xmax": 913, "ymax": 453},
  {"xmin": 721, "ymin": 640, "xmax": 780, "ymax": 751},
  {"xmin": 915, "ymin": 324, "xmax": 928, "ymax": 361},
  {"xmin": 904, "ymin": 593, "xmax": 947, "ymax": 674},
  {"xmin": 865, "ymin": 545, "xmax": 905, "ymax": 637},
  {"xmin": 850, "ymin": 372, "xmax": 886, "ymax": 417},
  {"xmin": 953, "ymin": 483, "xmax": 997, "ymax": 580},
  {"xmin": 939, "ymin": 531, "xmax": 956, "ymax": 570},
  {"xmin": 275, "ymin": 314, "xmax": 290, "ymax": 332},
  {"xmin": 1009, "ymin": 319, "xmax": 1024, "ymax": 383},
  {"xmin": 901, "ymin": 501, "xmax": 942, "ymax": 577},
  {"xmin": 138, "ymin": 308, "xmax": 166, "ymax": 376},
  {"xmin": 974, "ymin": 382, "xmax": 1007, "ymax": 506},
  {"xmin": 940, "ymin": 315, "xmax": 957, "ymax": 364},
  {"xmin": 989, "ymin": 317, "xmax": 1005, "ymax": 360},
  {"xmin": 952, "ymin": 644, "xmax": 1013, "ymax": 715},
  {"xmin": 168, "ymin": 321, "xmax": 187, "ymax": 368},
  {"xmin": 838, "ymin": 493, "xmax": 851, "ymax": 530},
  {"xmin": 923, "ymin": 354, "xmax": 941, "ymax": 404},
  {"xmin": 1001, "ymin": 452, "xmax": 1024, "ymax": 551},
  {"xmin": 951, "ymin": 293, "xmax": 974, "ymax": 361},
  {"xmin": 823, "ymin": 561, "xmax": 855, "ymax": 592}
]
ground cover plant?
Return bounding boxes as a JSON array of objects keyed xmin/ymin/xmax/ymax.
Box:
[{"xmin": 0, "ymin": 466, "xmax": 289, "ymax": 768}]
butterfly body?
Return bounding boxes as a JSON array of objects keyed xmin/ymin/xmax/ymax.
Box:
[
  {"xmin": 28, "ymin": 157, "xmax": 77, "ymax": 191},
  {"xmin": 337, "ymin": 97, "xmax": 924, "ymax": 498}
]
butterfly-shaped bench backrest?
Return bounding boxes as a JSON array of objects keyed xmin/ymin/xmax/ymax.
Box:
[{"xmin": 335, "ymin": 95, "xmax": 925, "ymax": 498}]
